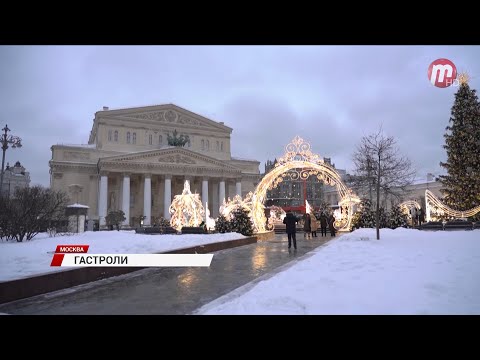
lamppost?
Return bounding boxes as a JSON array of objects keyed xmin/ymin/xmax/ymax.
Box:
[{"xmin": 0, "ymin": 125, "xmax": 22, "ymax": 197}]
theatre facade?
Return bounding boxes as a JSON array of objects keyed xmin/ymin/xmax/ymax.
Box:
[{"xmin": 49, "ymin": 104, "xmax": 261, "ymax": 228}]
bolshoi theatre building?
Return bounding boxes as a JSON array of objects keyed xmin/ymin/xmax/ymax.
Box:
[{"xmin": 49, "ymin": 104, "xmax": 261, "ymax": 228}]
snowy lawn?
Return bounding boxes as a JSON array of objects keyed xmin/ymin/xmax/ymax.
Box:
[
  {"xmin": 0, "ymin": 231, "xmax": 246, "ymax": 282},
  {"xmin": 197, "ymin": 228, "xmax": 480, "ymax": 315}
]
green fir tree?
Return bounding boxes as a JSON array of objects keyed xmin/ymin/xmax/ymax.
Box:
[
  {"xmin": 388, "ymin": 204, "xmax": 408, "ymax": 229},
  {"xmin": 230, "ymin": 207, "xmax": 254, "ymax": 236},
  {"xmin": 351, "ymin": 198, "xmax": 375, "ymax": 230},
  {"xmin": 439, "ymin": 81, "xmax": 480, "ymax": 218},
  {"xmin": 214, "ymin": 214, "xmax": 231, "ymax": 233}
]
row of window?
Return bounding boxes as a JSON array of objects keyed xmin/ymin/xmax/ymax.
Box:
[
  {"xmin": 107, "ymin": 129, "xmax": 225, "ymax": 152},
  {"xmin": 201, "ymin": 140, "xmax": 224, "ymax": 152}
]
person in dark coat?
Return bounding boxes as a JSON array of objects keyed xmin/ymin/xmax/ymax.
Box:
[
  {"xmin": 303, "ymin": 213, "xmax": 312, "ymax": 238},
  {"xmin": 320, "ymin": 213, "xmax": 328, "ymax": 237},
  {"xmin": 418, "ymin": 208, "xmax": 425, "ymax": 226},
  {"xmin": 329, "ymin": 215, "xmax": 336, "ymax": 237},
  {"xmin": 283, "ymin": 212, "xmax": 299, "ymax": 249}
]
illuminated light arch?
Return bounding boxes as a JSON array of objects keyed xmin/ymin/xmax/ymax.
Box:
[
  {"xmin": 251, "ymin": 136, "xmax": 360, "ymax": 233},
  {"xmin": 425, "ymin": 189, "xmax": 480, "ymax": 222},
  {"xmin": 399, "ymin": 200, "xmax": 421, "ymax": 219}
]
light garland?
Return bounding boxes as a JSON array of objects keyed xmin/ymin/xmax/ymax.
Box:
[
  {"xmin": 204, "ymin": 202, "xmax": 216, "ymax": 231},
  {"xmin": 266, "ymin": 205, "xmax": 286, "ymax": 230},
  {"xmin": 398, "ymin": 200, "xmax": 421, "ymax": 219},
  {"xmin": 251, "ymin": 136, "xmax": 360, "ymax": 233},
  {"xmin": 169, "ymin": 180, "xmax": 205, "ymax": 231},
  {"xmin": 425, "ymin": 189, "xmax": 480, "ymax": 221}
]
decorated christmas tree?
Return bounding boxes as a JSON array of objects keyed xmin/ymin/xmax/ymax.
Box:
[
  {"xmin": 230, "ymin": 207, "xmax": 254, "ymax": 236},
  {"xmin": 439, "ymin": 76, "xmax": 480, "ymax": 218},
  {"xmin": 388, "ymin": 204, "xmax": 408, "ymax": 229},
  {"xmin": 215, "ymin": 214, "xmax": 231, "ymax": 233},
  {"xmin": 351, "ymin": 198, "xmax": 375, "ymax": 229}
]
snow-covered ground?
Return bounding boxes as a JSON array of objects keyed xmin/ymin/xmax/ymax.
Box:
[
  {"xmin": 0, "ymin": 231, "xmax": 246, "ymax": 282},
  {"xmin": 197, "ymin": 228, "xmax": 480, "ymax": 315}
]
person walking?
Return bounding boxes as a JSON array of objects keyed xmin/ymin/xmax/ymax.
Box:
[
  {"xmin": 283, "ymin": 211, "xmax": 299, "ymax": 250},
  {"xmin": 410, "ymin": 207, "xmax": 418, "ymax": 228},
  {"xmin": 329, "ymin": 214, "xmax": 336, "ymax": 237},
  {"xmin": 311, "ymin": 215, "xmax": 318, "ymax": 237},
  {"xmin": 418, "ymin": 208, "xmax": 425, "ymax": 226},
  {"xmin": 303, "ymin": 213, "xmax": 312, "ymax": 239},
  {"xmin": 320, "ymin": 212, "xmax": 328, "ymax": 237}
]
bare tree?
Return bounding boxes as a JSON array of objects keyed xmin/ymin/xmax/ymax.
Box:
[
  {"xmin": 1, "ymin": 186, "xmax": 69, "ymax": 242},
  {"xmin": 352, "ymin": 128, "xmax": 415, "ymax": 239}
]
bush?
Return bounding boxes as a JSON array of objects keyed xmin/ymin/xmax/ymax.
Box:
[{"xmin": 105, "ymin": 210, "xmax": 126, "ymax": 230}]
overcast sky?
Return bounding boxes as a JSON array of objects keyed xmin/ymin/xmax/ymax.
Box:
[{"xmin": 1, "ymin": 45, "xmax": 479, "ymax": 187}]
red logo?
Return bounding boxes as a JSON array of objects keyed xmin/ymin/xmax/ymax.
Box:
[{"xmin": 428, "ymin": 59, "xmax": 457, "ymax": 88}]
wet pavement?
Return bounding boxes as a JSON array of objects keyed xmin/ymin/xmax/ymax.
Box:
[{"xmin": 0, "ymin": 233, "xmax": 335, "ymax": 315}]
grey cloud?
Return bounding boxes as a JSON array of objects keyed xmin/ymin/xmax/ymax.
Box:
[{"xmin": 1, "ymin": 45, "xmax": 479, "ymax": 187}]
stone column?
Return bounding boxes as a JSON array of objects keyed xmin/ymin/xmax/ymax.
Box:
[
  {"xmin": 219, "ymin": 179, "xmax": 226, "ymax": 205},
  {"xmin": 143, "ymin": 174, "xmax": 151, "ymax": 226},
  {"xmin": 236, "ymin": 179, "xmax": 242, "ymax": 197},
  {"xmin": 98, "ymin": 174, "xmax": 108, "ymax": 227},
  {"xmin": 122, "ymin": 174, "xmax": 130, "ymax": 226},
  {"xmin": 202, "ymin": 178, "xmax": 209, "ymax": 213},
  {"xmin": 164, "ymin": 175, "xmax": 172, "ymax": 220}
]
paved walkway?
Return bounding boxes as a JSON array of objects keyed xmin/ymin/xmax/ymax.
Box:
[{"xmin": 0, "ymin": 233, "xmax": 336, "ymax": 315}]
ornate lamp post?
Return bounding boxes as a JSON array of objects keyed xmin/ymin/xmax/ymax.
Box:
[{"xmin": 0, "ymin": 125, "xmax": 22, "ymax": 197}]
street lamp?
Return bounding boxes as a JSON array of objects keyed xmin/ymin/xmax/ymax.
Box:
[{"xmin": 0, "ymin": 125, "xmax": 22, "ymax": 197}]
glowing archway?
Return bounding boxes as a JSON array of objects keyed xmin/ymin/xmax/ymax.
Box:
[
  {"xmin": 251, "ymin": 136, "xmax": 360, "ymax": 233},
  {"xmin": 399, "ymin": 200, "xmax": 421, "ymax": 220},
  {"xmin": 425, "ymin": 189, "xmax": 480, "ymax": 222}
]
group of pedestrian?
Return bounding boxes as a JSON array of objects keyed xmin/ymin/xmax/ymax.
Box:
[
  {"xmin": 283, "ymin": 211, "xmax": 337, "ymax": 250},
  {"xmin": 410, "ymin": 207, "xmax": 425, "ymax": 227}
]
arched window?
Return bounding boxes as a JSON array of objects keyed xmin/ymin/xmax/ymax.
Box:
[
  {"xmin": 108, "ymin": 130, "xmax": 112, "ymax": 142},
  {"xmin": 159, "ymin": 135, "xmax": 163, "ymax": 145},
  {"xmin": 114, "ymin": 130, "xmax": 118, "ymax": 142},
  {"xmin": 221, "ymin": 142, "xmax": 224, "ymax": 151},
  {"xmin": 216, "ymin": 141, "xmax": 219, "ymax": 151},
  {"xmin": 132, "ymin": 132, "xmax": 136, "ymax": 144},
  {"xmin": 127, "ymin": 132, "xmax": 131, "ymax": 144},
  {"xmin": 149, "ymin": 134, "xmax": 153, "ymax": 145},
  {"xmin": 201, "ymin": 140, "xmax": 205, "ymax": 150},
  {"xmin": 206, "ymin": 140, "xmax": 210, "ymax": 151}
]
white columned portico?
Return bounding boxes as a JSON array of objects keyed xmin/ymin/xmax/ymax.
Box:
[
  {"xmin": 98, "ymin": 174, "xmax": 108, "ymax": 227},
  {"xmin": 122, "ymin": 174, "xmax": 130, "ymax": 226},
  {"xmin": 202, "ymin": 178, "xmax": 209, "ymax": 212},
  {"xmin": 236, "ymin": 180, "xmax": 242, "ymax": 197},
  {"xmin": 219, "ymin": 179, "xmax": 226, "ymax": 205},
  {"xmin": 164, "ymin": 175, "xmax": 172, "ymax": 220},
  {"xmin": 143, "ymin": 174, "xmax": 151, "ymax": 226}
]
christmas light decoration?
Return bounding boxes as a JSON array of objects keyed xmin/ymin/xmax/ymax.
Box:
[
  {"xmin": 266, "ymin": 205, "xmax": 286, "ymax": 230},
  {"xmin": 220, "ymin": 193, "xmax": 253, "ymax": 220},
  {"xmin": 169, "ymin": 180, "xmax": 205, "ymax": 231},
  {"xmin": 251, "ymin": 136, "xmax": 360, "ymax": 233},
  {"xmin": 399, "ymin": 200, "xmax": 421, "ymax": 219},
  {"xmin": 204, "ymin": 202, "xmax": 216, "ymax": 231},
  {"xmin": 425, "ymin": 189, "xmax": 480, "ymax": 221}
]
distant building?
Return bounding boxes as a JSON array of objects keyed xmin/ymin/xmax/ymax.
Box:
[
  {"xmin": 49, "ymin": 104, "xmax": 261, "ymax": 228},
  {"xmin": 343, "ymin": 173, "xmax": 443, "ymax": 210},
  {"xmin": 264, "ymin": 157, "xmax": 346, "ymax": 211},
  {"xmin": 1, "ymin": 161, "xmax": 31, "ymax": 197}
]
